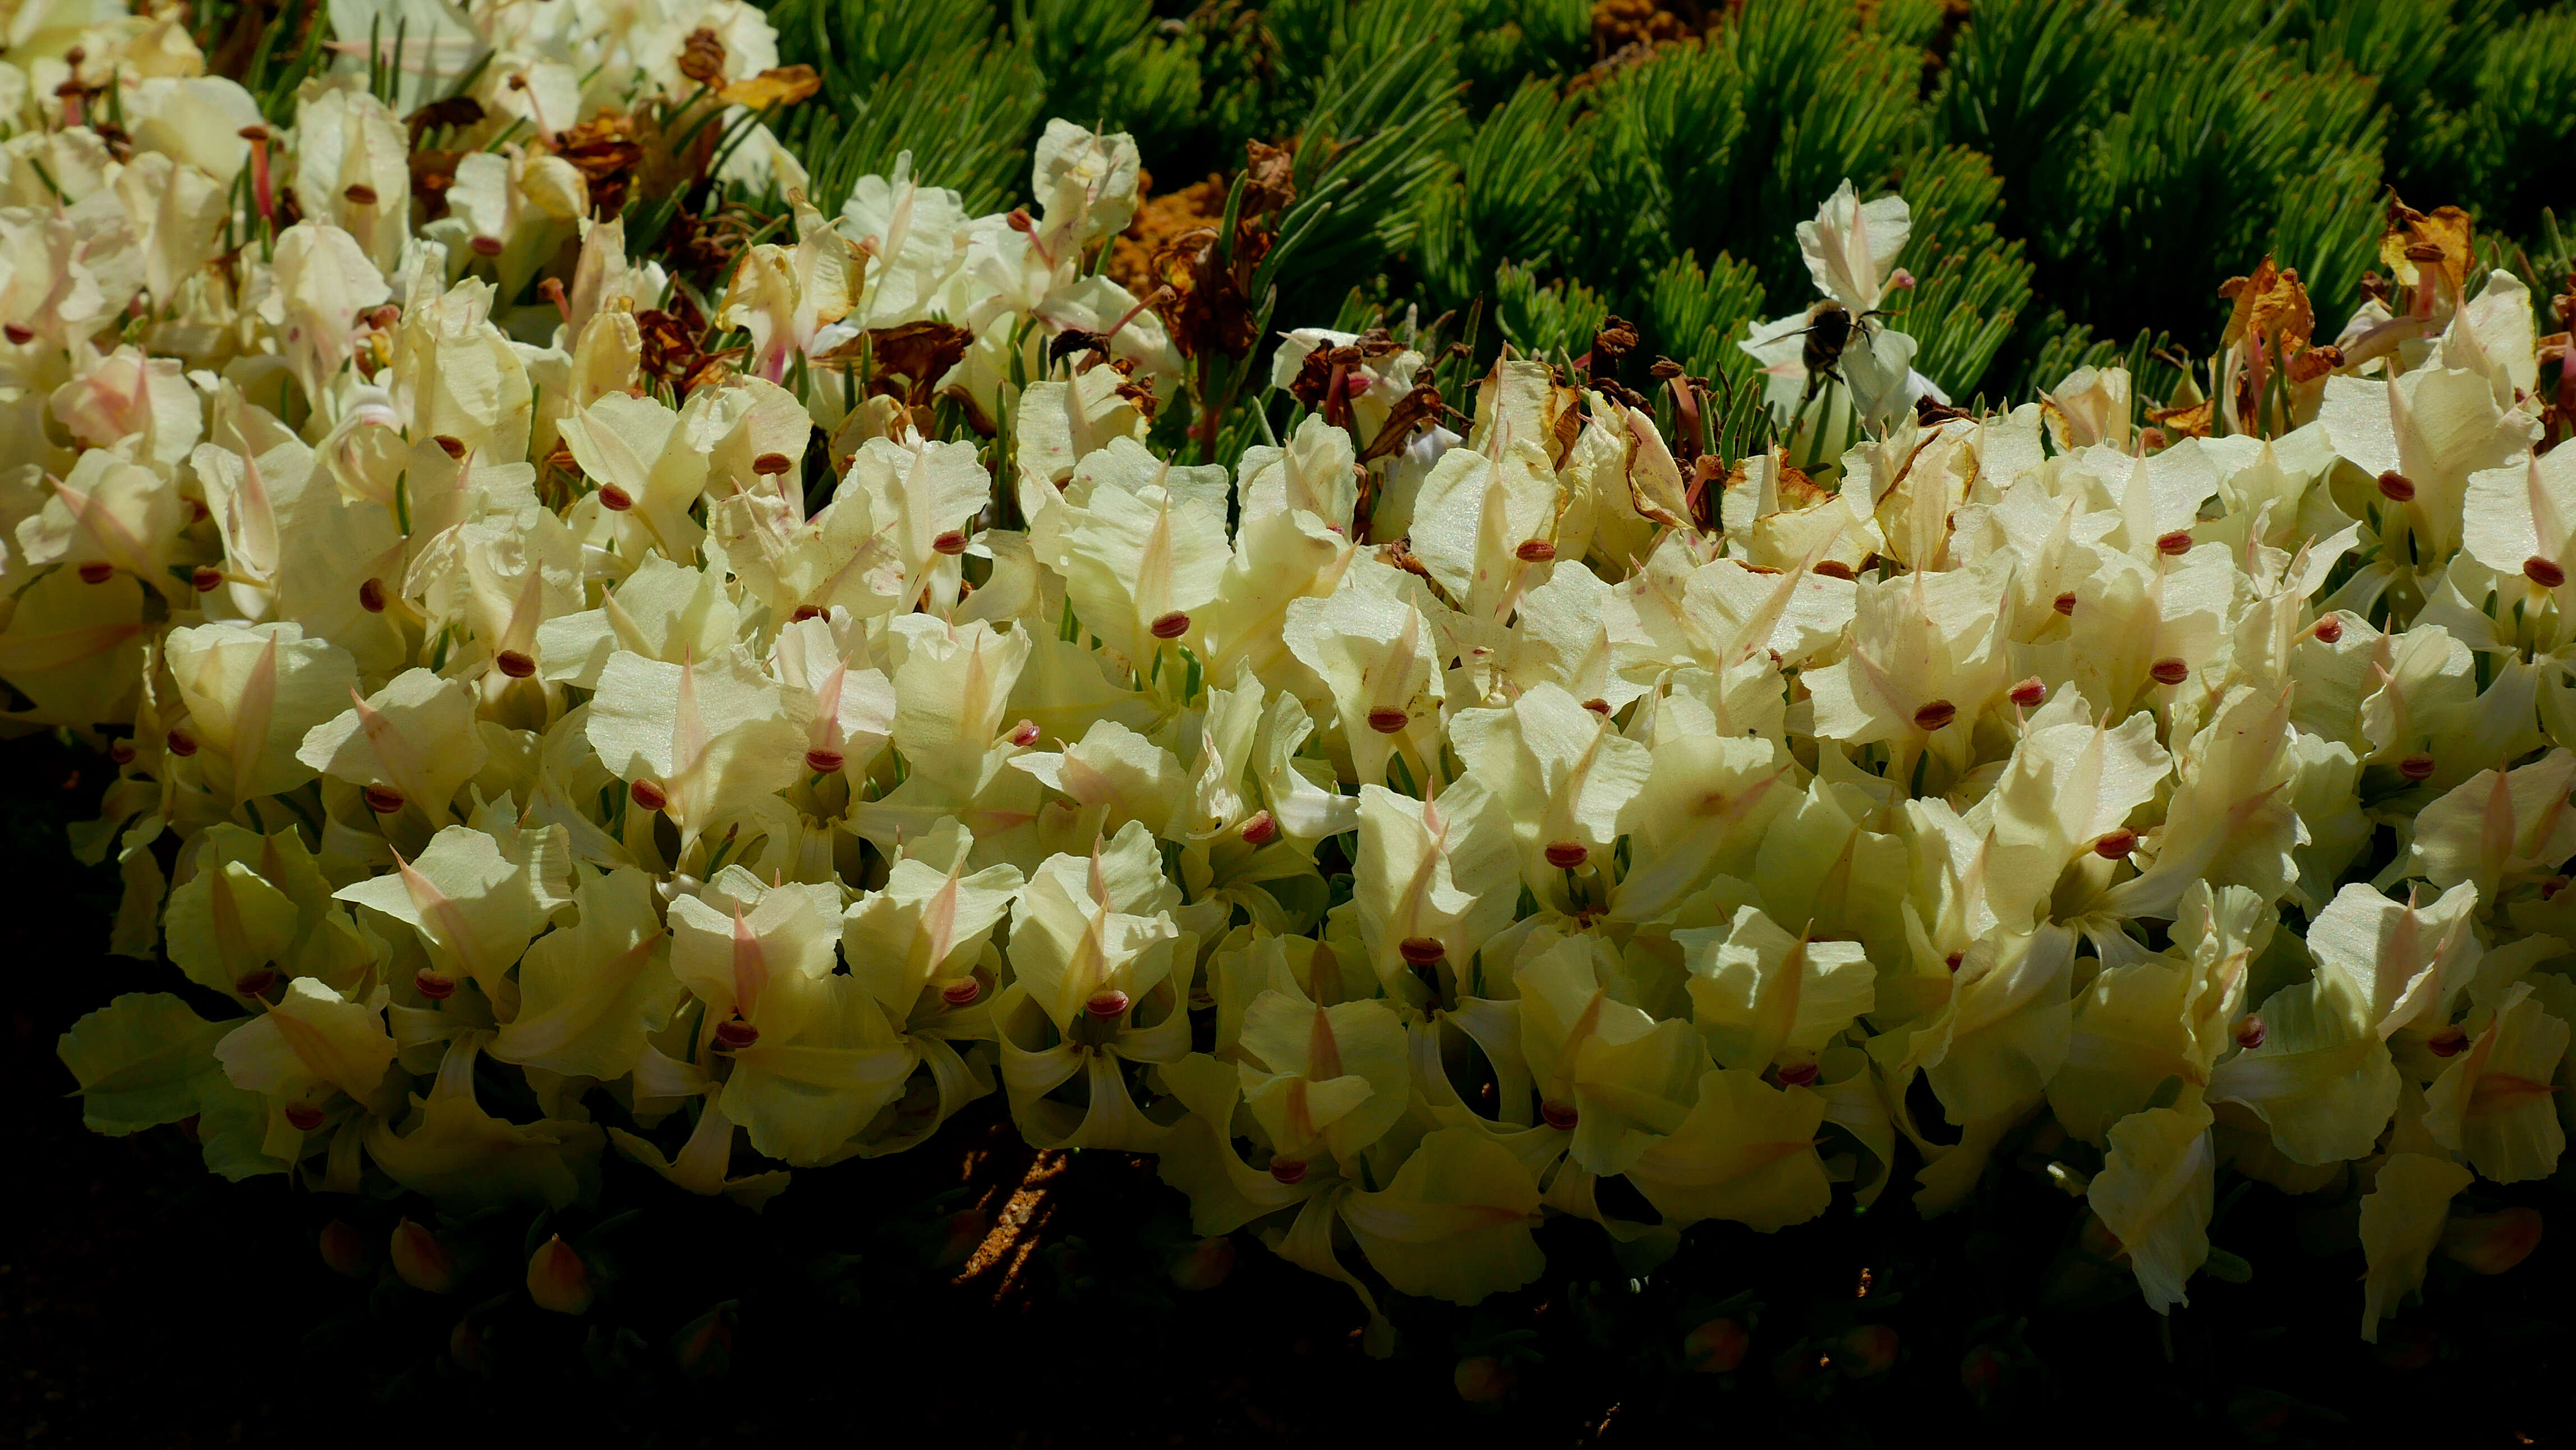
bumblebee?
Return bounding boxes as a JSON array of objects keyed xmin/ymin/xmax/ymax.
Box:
[{"xmin": 1792, "ymin": 298, "xmax": 1892, "ymax": 419}]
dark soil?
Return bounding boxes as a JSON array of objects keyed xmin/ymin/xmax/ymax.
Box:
[{"xmin": 5, "ymin": 732, "xmax": 2572, "ymax": 1448}]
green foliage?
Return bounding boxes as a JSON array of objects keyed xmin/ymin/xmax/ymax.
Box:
[{"xmin": 755, "ymin": 0, "xmax": 2565, "ymax": 421}]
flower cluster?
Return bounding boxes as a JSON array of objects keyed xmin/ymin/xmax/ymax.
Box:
[{"xmin": 21, "ymin": 1, "xmax": 2576, "ymax": 1352}]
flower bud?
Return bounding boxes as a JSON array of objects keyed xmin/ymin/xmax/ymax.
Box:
[
  {"xmin": 1912, "ymin": 699, "xmax": 1956, "ymax": 731},
  {"xmin": 804, "ymin": 747, "xmax": 845, "ymax": 774},
  {"xmin": 1399, "ymin": 937, "xmax": 1446, "ymax": 966},
  {"xmin": 1838, "ymin": 1324, "xmax": 1899, "ymax": 1377},
  {"xmin": 2438, "ymin": 1207, "xmax": 2542, "ymax": 1274},
  {"xmin": 2008, "ymin": 677, "xmax": 2047, "ymax": 707},
  {"xmin": 494, "ymin": 649, "xmax": 537, "ymax": 679},
  {"xmin": 449, "ymin": 1315, "xmax": 489, "ymax": 1372},
  {"xmin": 391, "ymin": 1218, "xmax": 459, "ymax": 1293},
  {"xmin": 318, "ymin": 1219, "xmax": 369, "ymax": 1277},
  {"xmin": 2377, "ymin": 470, "xmax": 2416, "ymax": 502},
  {"xmin": 1170, "ymin": 1236, "xmax": 1236, "ymax": 1292},
  {"xmin": 2311, "ymin": 615, "xmax": 2343, "ymax": 644},
  {"xmin": 1544, "ymin": 841, "xmax": 1589, "ymax": 869},
  {"xmin": 2149, "ymin": 658, "xmax": 2190, "ymax": 685},
  {"xmin": 527, "ymin": 1236, "xmax": 594, "ymax": 1315},
  {"xmin": 285, "ymin": 1101, "xmax": 324, "ymax": 1131},
  {"xmin": 673, "ymin": 1302, "xmax": 736, "ymax": 1379},
  {"xmin": 1084, "ymin": 989, "xmax": 1131, "ymax": 1020},
  {"xmin": 1682, "ymin": 1317, "xmax": 1749, "ymax": 1374},
  {"xmin": 2094, "ymin": 829, "xmax": 2138, "ymax": 859},
  {"xmin": 2398, "ymin": 753, "xmax": 2436, "ymax": 782},
  {"xmin": 362, "ymin": 783, "xmax": 406, "ymax": 814},
  {"xmin": 2526, "ymin": 557, "xmax": 2566, "ymax": 588},
  {"xmin": 713, "ymin": 1017, "xmax": 758, "ymax": 1050},
  {"xmin": 1238, "ymin": 810, "xmax": 1278, "ymax": 846},
  {"xmin": 1453, "ymin": 1355, "xmax": 1515, "ymax": 1404},
  {"xmin": 415, "ymin": 969, "xmax": 457, "ymax": 1001},
  {"xmin": 1540, "ymin": 1099, "xmax": 1579, "ymax": 1130},
  {"xmin": 1960, "ymin": 1343, "xmax": 2008, "ymax": 1393},
  {"xmin": 599, "ymin": 484, "xmax": 634, "ymax": 511},
  {"xmin": 1149, "ymin": 611, "xmax": 1190, "ymax": 640},
  {"xmin": 628, "ymin": 778, "xmax": 668, "ymax": 811},
  {"xmin": 2156, "ymin": 529, "xmax": 2195, "ymax": 556},
  {"xmin": 358, "ymin": 577, "xmax": 388, "ymax": 612},
  {"xmin": 1367, "ymin": 706, "xmax": 1409, "ymax": 734},
  {"xmin": 1514, "ymin": 539, "xmax": 1556, "ymax": 563}
]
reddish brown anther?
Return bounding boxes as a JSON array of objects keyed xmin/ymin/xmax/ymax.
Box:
[
  {"xmin": 1582, "ymin": 698, "xmax": 1611, "ymax": 715},
  {"xmin": 362, "ymin": 784, "xmax": 406, "ymax": 814},
  {"xmin": 2094, "ymin": 829, "xmax": 2139, "ymax": 859},
  {"xmin": 804, "ymin": 747, "xmax": 844, "ymax": 774},
  {"xmin": 2149, "ymin": 658, "xmax": 2190, "ymax": 685},
  {"xmin": 1913, "ymin": 700, "xmax": 1957, "ymax": 732},
  {"xmin": 932, "ymin": 529, "xmax": 968, "ymax": 555},
  {"xmin": 415, "ymin": 969, "xmax": 457, "ymax": 1001},
  {"xmin": 939, "ymin": 977, "xmax": 981, "ymax": 1007},
  {"xmin": 1540, "ymin": 1099, "xmax": 1580, "ymax": 1130},
  {"xmin": 233, "ymin": 967, "xmax": 277, "ymax": 998},
  {"xmin": 1776, "ymin": 1062, "xmax": 1820, "ymax": 1088},
  {"xmin": 1515, "ymin": 539, "xmax": 1557, "ymax": 563},
  {"xmin": 598, "ymin": 484, "xmax": 633, "ymax": 511},
  {"xmin": 1008, "ymin": 719, "xmax": 1041, "ymax": 747},
  {"xmin": 2009, "ymin": 677, "xmax": 2047, "ymax": 708},
  {"xmin": 1268, "ymin": 1158, "xmax": 1308, "ymax": 1185},
  {"xmin": 713, "ymin": 1018, "xmax": 759, "ymax": 1050},
  {"xmin": 358, "ymin": 577, "xmax": 388, "ymax": 612},
  {"xmin": 752, "ymin": 452, "xmax": 793, "ymax": 476},
  {"xmin": 1084, "ymin": 989, "xmax": 1131, "ymax": 1020},
  {"xmin": 468, "ymin": 236, "xmax": 504, "ymax": 258},
  {"xmin": 3, "ymin": 324, "xmax": 33, "ymax": 345},
  {"xmin": 2399, "ymin": 753, "xmax": 2436, "ymax": 781},
  {"xmin": 1399, "ymin": 937, "xmax": 1446, "ymax": 966},
  {"xmin": 495, "ymin": 650, "xmax": 537, "ymax": 678},
  {"xmin": 1239, "ymin": 810, "xmax": 1278, "ymax": 846},
  {"xmin": 1150, "ymin": 611, "xmax": 1190, "ymax": 640},
  {"xmin": 1367, "ymin": 706, "xmax": 1409, "ymax": 735},
  {"xmin": 430, "ymin": 435, "xmax": 467, "ymax": 460},
  {"xmin": 1545, "ymin": 841, "xmax": 1589, "ymax": 869},
  {"xmin": 165, "ymin": 727, "xmax": 197, "ymax": 757},
  {"xmin": 2312, "ymin": 616, "xmax": 2343, "ymax": 644},
  {"xmin": 628, "ymin": 778, "xmax": 668, "ymax": 811},
  {"xmin": 789, "ymin": 605, "xmax": 823, "ymax": 622},
  {"xmin": 77, "ymin": 560, "xmax": 114, "ymax": 584},
  {"xmin": 343, "ymin": 183, "xmax": 379, "ymax": 206},
  {"xmin": 2053, "ymin": 591, "xmax": 2078, "ymax": 616},
  {"xmin": 1812, "ymin": 559, "xmax": 1857, "ymax": 581},
  {"xmin": 2427, "ymin": 1025, "xmax": 2469, "ymax": 1057},
  {"xmin": 108, "ymin": 740, "xmax": 136, "ymax": 765},
  {"xmin": 2527, "ymin": 557, "xmax": 2566, "ymax": 588},
  {"xmin": 2377, "ymin": 470, "xmax": 2416, "ymax": 502},
  {"xmin": 285, "ymin": 1102, "xmax": 324, "ymax": 1131},
  {"xmin": 2156, "ymin": 529, "xmax": 2195, "ymax": 556},
  {"xmin": 192, "ymin": 565, "xmax": 224, "ymax": 593},
  {"xmin": 2234, "ymin": 1015, "xmax": 2267, "ymax": 1050}
]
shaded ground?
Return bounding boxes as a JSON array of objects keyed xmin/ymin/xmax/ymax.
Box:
[{"xmin": 4, "ymin": 731, "xmax": 2572, "ymax": 1448}]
